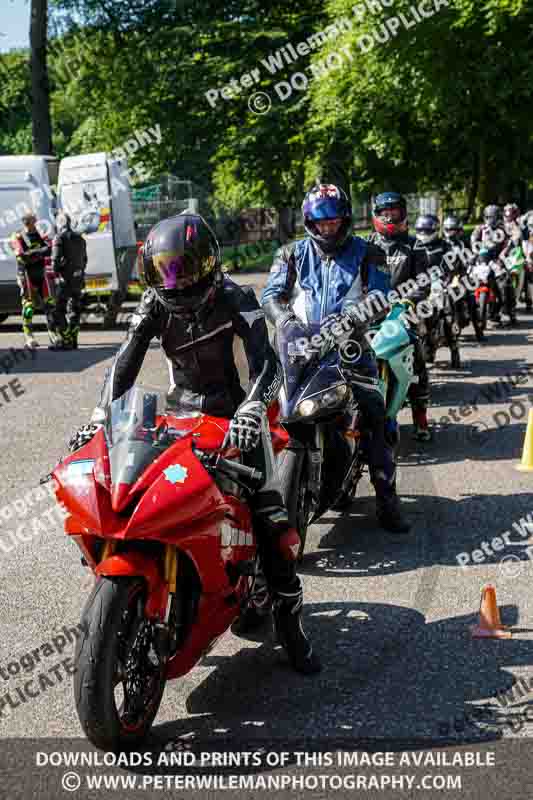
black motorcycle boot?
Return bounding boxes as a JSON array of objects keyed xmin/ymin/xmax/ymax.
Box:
[
  {"xmin": 232, "ymin": 604, "xmax": 271, "ymax": 636},
  {"xmin": 232, "ymin": 573, "xmax": 272, "ymax": 636},
  {"xmin": 273, "ymin": 590, "xmax": 321, "ymax": 674},
  {"xmin": 374, "ymin": 479, "xmax": 411, "ymax": 534}
]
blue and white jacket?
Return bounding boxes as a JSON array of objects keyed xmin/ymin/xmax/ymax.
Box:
[{"xmin": 261, "ymin": 236, "xmax": 367, "ymax": 324}]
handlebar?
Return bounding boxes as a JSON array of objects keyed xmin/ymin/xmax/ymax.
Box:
[
  {"xmin": 216, "ymin": 456, "xmax": 263, "ymax": 483},
  {"xmin": 194, "ymin": 444, "xmax": 263, "ymax": 485}
]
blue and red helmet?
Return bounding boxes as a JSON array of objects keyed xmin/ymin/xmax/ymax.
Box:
[
  {"xmin": 302, "ymin": 184, "xmax": 352, "ymax": 254},
  {"xmin": 372, "ymin": 191, "xmax": 408, "ymax": 238}
]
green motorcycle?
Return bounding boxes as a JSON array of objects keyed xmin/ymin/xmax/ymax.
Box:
[
  {"xmin": 506, "ymin": 246, "xmax": 526, "ymax": 298},
  {"xmin": 369, "ymin": 303, "xmax": 419, "ymax": 448}
]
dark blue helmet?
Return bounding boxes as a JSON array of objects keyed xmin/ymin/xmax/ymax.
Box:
[{"xmin": 302, "ymin": 184, "xmax": 352, "ymax": 254}]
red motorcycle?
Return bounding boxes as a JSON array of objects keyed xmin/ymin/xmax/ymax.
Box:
[
  {"xmin": 50, "ymin": 385, "xmax": 288, "ymax": 750},
  {"xmin": 470, "ymin": 256, "xmax": 497, "ymax": 333}
]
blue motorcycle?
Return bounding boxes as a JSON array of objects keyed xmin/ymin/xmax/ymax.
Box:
[{"xmin": 276, "ymin": 322, "xmax": 365, "ymax": 557}]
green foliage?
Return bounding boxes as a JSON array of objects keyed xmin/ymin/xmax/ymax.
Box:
[
  {"xmin": 306, "ymin": 0, "xmax": 533, "ymax": 206},
  {"xmin": 1, "ymin": 0, "xmax": 532, "ymax": 215},
  {"xmin": 0, "ymin": 51, "xmax": 33, "ymax": 154}
]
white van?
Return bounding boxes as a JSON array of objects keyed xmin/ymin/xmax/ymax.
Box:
[
  {"xmin": 57, "ymin": 153, "xmax": 137, "ymax": 325},
  {"xmin": 0, "ymin": 155, "xmax": 58, "ymax": 322}
]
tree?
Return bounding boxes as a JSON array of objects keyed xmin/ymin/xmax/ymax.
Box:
[
  {"xmin": 30, "ymin": 0, "xmax": 53, "ymax": 154},
  {"xmin": 303, "ymin": 0, "xmax": 533, "ymax": 215}
]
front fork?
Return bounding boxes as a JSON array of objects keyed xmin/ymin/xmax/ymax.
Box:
[
  {"xmin": 97, "ymin": 540, "xmax": 179, "ymax": 656},
  {"xmin": 307, "ymin": 427, "xmax": 323, "ymax": 509}
]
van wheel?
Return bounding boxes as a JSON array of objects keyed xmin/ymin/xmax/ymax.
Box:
[{"xmin": 0, "ymin": 314, "xmax": 9, "ymax": 324}]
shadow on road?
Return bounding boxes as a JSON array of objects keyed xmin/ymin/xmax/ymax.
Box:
[
  {"xmin": 137, "ymin": 600, "xmax": 533, "ymax": 756},
  {"xmin": 0, "ymin": 344, "xmax": 121, "ymax": 374}
]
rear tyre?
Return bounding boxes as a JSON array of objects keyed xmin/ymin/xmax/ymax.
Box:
[{"xmin": 74, "ymin": 576, "xmax": 167, "ymax": 750}]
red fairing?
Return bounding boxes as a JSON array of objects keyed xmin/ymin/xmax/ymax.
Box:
[
  {"xmin": 123, "ymin": 438, "xmax": 223, "ymax": 538},
  {"xmin": 54, "ymin": 429, "xmax": 123, "ymax": 537},
  {"xmin": 474, "ymin": 286, "xmax": 495, "ymax": 301},
  {"xmin": 53, "ymin": 406, "xmax": 280, "ymax": 684},
  {"xmin": 267, "ymin": 400, "xmax": 289, "ymax": 452}
]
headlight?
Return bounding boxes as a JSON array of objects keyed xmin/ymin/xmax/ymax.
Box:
[
  {"xmin": 296, "ymin": 385, "xmax": 347, "ymax": 417},
  {"xmin": 297, "ymin": 399, "xmax": 316, "ymax": 417},
  {"xmin": 322, "ymin": 385, "xmax": 348, "ymax": 405}
]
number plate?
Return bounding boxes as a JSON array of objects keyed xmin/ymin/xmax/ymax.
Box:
[{"xmin": 85, "ymin": 278, "xmax": 111, "ymax": 290}]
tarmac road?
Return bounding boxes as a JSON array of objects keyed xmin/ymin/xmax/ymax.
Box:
[{"xmin": 1, "ymin": 275, "xmax": 533, "ymax": 795}]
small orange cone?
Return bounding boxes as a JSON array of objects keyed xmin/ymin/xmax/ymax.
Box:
[
  {"xmin": 516, "ymin": 408, "xmax": 533, "ymax": 472},
  {"xmin": 471, "ymin": 585, "xmax": 512, "ymax": 639}
]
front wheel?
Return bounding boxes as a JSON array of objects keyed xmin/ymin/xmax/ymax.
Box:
[
  {"xmin": 478, "ymin": 292, "xmax": 488, "ymax": 332},
  {"xmin": 278, "ymin": 447, "xmax": 311, "ymax": 559},
  {"xmin": 74, "ymin": 576, "xmax": 167, "ymax": 751}
]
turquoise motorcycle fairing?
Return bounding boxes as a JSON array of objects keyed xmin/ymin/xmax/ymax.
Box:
[{"xmin": 369, "ymin": 304, "xmax": 418, "ymax": 421}]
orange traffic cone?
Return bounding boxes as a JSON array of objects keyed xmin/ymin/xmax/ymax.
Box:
[
  {"xmin": 471, "ymin": 585, "xmax": 512, "ymax": 639},
  {"xmin": 516, "ymin": 408, "xmax": 533, "ymax": 472}
]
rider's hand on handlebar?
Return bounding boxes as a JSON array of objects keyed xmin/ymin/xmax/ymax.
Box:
[
  {"xmin": 229, "ymin": 400, "xmax": 266, "ymax": 452},
  {"xmin": 276, "ymin": 311, "xmax": 312, "ymax": 341}
]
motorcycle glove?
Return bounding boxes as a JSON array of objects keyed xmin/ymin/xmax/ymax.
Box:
[
  {"xmin": 229, "ymin": 400, "xmax": 266, "ymax": 452},
  {"xmin": 68, "ymin": 423, "xmax": 103, "ymax": 453},
  {"xmin": 341, "ymin": 305, "xmax": 369, "ymax": 335},
  {"xmin": 275, "ymin": 310, "xmax": 313, "ymax": 341}
]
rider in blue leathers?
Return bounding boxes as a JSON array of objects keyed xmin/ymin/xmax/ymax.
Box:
[{"xmin": 261, "ymin": 184, "xmax": 410, "ymax": 534}]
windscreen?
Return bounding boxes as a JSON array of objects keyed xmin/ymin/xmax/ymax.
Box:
[{"xmin": 105, "ymin": 386, "xmax": 204, "ymax": 487}]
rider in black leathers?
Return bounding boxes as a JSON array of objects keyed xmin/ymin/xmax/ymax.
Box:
[
  {"xmin": 51, "ymin": 213, "xmax": 88, "ymax": 350},
  {"xmin": 413, "ymin": 213, "xmax": 461, "ymax": 368},
  {"xmin": 364, "ymin": 193, "xmax": 432, "ymax": 441},
  {"xmin": 68, "ymin": 213, "xmax": 321, "ymax": 675},
  {"xmin": 471, "ymin": 204, "xmax": 515, "ymax": 326},
  {"xmin": 442, "ymin": 214, "xmax": 485, "ymax": 342}
]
